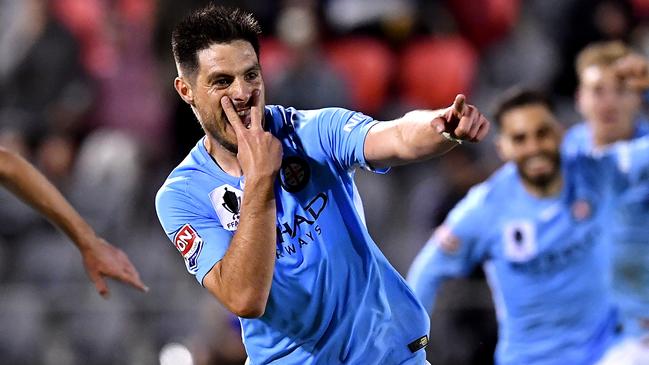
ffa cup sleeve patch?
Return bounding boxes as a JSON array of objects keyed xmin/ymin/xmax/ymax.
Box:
[{"xmin": 173, "ymin": 224, "xmax": 203, "ymax": 274}]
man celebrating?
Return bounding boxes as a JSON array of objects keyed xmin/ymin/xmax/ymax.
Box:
[
  {"xmin": 408, "ymin": 84, "xmax": 649, "ymax": 364},
  {"xmin": 155, "ymin": 4, "xmax": 488, "ymax": 365},
  {"xmin": 566, "ymin": 41, "xmax": 649, "ymax": 364}
]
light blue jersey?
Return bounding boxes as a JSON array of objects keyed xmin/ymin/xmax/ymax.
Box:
[
  {"xmin": 564, "ymin": 120, "xmax": 649, "ymax": 337},
  {"xmin": 156, "ymin": 106, "xmax": 429, "ymax": 365},
  {"xmin": 407, "ymin": 136, "xmax": 649, "ymax": 365}
]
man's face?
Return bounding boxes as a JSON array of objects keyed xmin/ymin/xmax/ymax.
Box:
[
  {"xmin": 577, "ymin": 64, "xmax": 641, "ymax": 146},
  {"xmin": 497, "ymin": 104, "xmax": 563, "ymax": 188},
  {"xmin": 181, "ymin": 40, "xmax": 264, "ymax": 153}
]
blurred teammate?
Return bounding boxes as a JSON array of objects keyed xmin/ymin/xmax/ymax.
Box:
[
  {"xmin": 155, "ymin": 5, "xmax": 488, "ymax": 365},
  {"xmin": 565, "ymin": 41, "xmax": 649, "ymax": 364},
  {"xmin": 407, "ymin": 83, "xmax": 649, "ymax": 364},
  {"xmin": 0, "ymin": 147, "xmax": 147, "ymax": 297}
]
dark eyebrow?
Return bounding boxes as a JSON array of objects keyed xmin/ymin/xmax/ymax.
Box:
[
  {"xmin": 205, "ymin": 64, "xmax": 261, "ymax": 85},
  {"xmin": 205, "ymin": 72, "xmax": 231, "ymax": 85}
]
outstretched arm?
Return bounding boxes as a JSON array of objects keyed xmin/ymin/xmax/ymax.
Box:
[
  {"xmin": 0, "ymin": 147, "xmax": 147, "ymax": 297},
  {"xmin": 407, "ymin": 225, "xmax": 467, "ymax": 313},
  {"xmin": 364, "ymin": 94, "xmax": 490, "ymax": 168}
]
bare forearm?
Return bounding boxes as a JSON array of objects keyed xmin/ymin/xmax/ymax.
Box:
[
  {"xmin": 0, "ymin": 149, "xmax": 96, "ymax": 247},
  {"xmin": 365, "ymin": 111, "xmax": 457, "ymax": 167},
  {"xmin": 207, "ymin": 176, "xmax": 277, "ymax": 317}
]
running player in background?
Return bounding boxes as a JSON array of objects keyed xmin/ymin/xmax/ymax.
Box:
[
  {"xmin": 565, "ymin": 41, "xmax": 649, "ymax": 364},
  {"xmin": 0, "ymin": 147, "xmax": 147, "ymax": 297},
  {"xmin": 155, "ymin": 4, "xmax": 488, "ymax": 365},
  {"xmin": 407, "ymin": 73, "xmax": 649, "ymax": 364}
]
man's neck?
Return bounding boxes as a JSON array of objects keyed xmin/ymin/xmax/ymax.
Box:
[
  {"xmin": 593, "ymin": 122, "xmax": 635, "ymax": 148},
  {"xmin": 521, "ymin": 174, "xmax": 563, "ymax": 198},
  {"xmin": 204, "ymin": 137, "xmax": 242, "ymax": 177}
]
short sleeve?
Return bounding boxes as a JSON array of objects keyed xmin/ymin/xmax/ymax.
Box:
[
  {"xmin": 314, "ymin": 108, "xmax": 388, "ymax": 173},
  {"xmin": 156, "ymin": 183, "xmax": 233, "ymax": 285}
]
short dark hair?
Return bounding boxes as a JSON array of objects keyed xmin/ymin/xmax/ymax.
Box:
[
  {"xmin": 492, "ymin": 88, "xmax": 555, "ymax": 128},
  {"xmin": 172, "ymin": 4, "xmax": 262, "ymax": 76}
]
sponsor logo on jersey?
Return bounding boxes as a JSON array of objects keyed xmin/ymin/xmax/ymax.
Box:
[
  {"xmin": 275, "ymin": 192, "xmax": 328, "ymax": 260},
  {"xmin": 571, "ymin": 199, "xmax": 592, "ymax": 221},
  {"xmin": 209, "ymin": 184, "xmax": 243, "ymax": 231},
  {"xmin": 280, "ymin": 156, "xmax": 311, "ymax": 193},
  {"xmin": 503, "ymin": 221, "xmax": 537, "ymax": 262},
  {"xmin": 173, "ymin": 224, "xmax": 203, "ymax": 273}
]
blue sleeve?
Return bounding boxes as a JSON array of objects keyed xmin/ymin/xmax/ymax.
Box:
[
  {"xmin": 407, "ymin": 184, "xmax": 490, "ymax": 313},
  {"xmin": 155, "ymin": 182, "xmax": 233, "ymax": 285},
  {"xmin": 608, "ymin": 135, "xmax": 649, "ymax": 186},
  {"xmin": 314, "ymin": 108, "xmax": 388, "ymax": 173}
]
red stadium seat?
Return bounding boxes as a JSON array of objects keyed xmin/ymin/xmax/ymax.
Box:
[
  {"xmin": 324, "ymin": 37, "xmax": 396, "ymax": 115},
  {"xmin": 259, "ymin": 37, "xmax": 295, "ymax": 85},
  {"xmin": 398, "ymin": 36, "xmax": 478, "ymax": 109},
  {"xmin": 446, "ymin": 0, "xmax": 520, "ymax": 49}
]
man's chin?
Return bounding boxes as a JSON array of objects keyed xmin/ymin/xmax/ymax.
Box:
[
  {"xmin": 522, "ymin": 172, "xmax": 557, "ymax": 189},
  {"xmin": 208, "ymin": 131, "xmax": 238, "ymax": 154}
]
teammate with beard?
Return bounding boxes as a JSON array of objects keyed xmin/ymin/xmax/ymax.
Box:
[
  {"xmin": 407, "ymin": 85, "xmax": 649, "ymax": 364},
  {"xmin": 564, "ymin": 42, "xmax": 649, "ymax": 364}
]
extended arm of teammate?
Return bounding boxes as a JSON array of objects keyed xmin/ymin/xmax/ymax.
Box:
[
  {"xmin": 202, "ymin": 91, "xmax": 282, "ymax": 318},
  {"xmin": 407, "ymin": 225, "xmax": 467, "ymax": 313},
  {"xmin": 0, "ymin": 147, "xmax": 147, "ymax": 297},
  {"xmin": 364, "ymin": 94, "xmax": 490, "ymax": 168}
]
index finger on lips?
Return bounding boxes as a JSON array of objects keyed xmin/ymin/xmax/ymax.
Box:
[{"xmin": 221, "ymin": 96, "xmax": 245, "ymax": 135}]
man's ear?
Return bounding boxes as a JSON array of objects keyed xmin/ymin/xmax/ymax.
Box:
[{"xmin": 174, "ymin": 77, "xmax": 194, "ymax": 106}]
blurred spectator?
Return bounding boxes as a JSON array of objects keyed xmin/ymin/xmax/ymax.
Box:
[
  {"xmin": 266, "ymin": 4, "xmax": 350, "ymax": 109},
  {"xmin": 0, "ymin": 0, "xmax": 92, "ymax": 162}
]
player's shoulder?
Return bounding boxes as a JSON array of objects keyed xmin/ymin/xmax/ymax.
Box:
[
  {"xmin": 635, "ymin": 118, "xmax": 649, "ymax": 137},
  {"xmin": 562, "ymin": 122, "xmax": 591, "ymax": 156},
  {"xmin": 267, "ymin": 105, "xmax": 366, "ymax": 126},
  {"xmin": 449, "ymin": 164, "xmax": 514, "ymax": 220},
  {"xmin": 155, "ymin": 142, "xmax": 215, "ymax": 211}
]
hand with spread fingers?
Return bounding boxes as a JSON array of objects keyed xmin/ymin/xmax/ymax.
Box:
[
  {"xmin": 80, "ymin": 236, "xmax": 148, "ymax": 298},
  {"xmin": 220, "ymin": 91, "xmax": 283, "ymax": 180},
  {"xmin": 615, "ymin": 53, "xmax": 649, "ymax": 91}
]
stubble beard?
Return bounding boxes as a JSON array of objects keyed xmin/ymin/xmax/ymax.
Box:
[
  {"xmin": 202, "ymin": 112, "xmax": 238, "ymax": 154},
  {"xmin": 518, "ymin": 152, "xmax": 561, "ymax": 191}
]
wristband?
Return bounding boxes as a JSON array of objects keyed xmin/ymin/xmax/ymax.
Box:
[{"xmin": 441, "ymin": 131, "xmax": 464, "ymax": 145}]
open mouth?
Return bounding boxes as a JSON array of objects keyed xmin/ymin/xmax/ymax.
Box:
[{"xmin": 236, "ymin": 108, "xmax": 251, "ymax": 127}]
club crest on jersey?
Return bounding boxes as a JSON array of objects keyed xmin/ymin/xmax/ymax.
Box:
[
  {"xmin": 571, "ymin": 199, "xmax": 592, "ymax": 221},
  {"xmin": 209, "ymin": 184, "xmax": 243, "ymax": 231},
  {"xmin": 174, "ymin": 224, "xmax": 203, "ymax": 273},
  {"xmin": 503, "ymin": 221, "xmax": 537, "ymax": 262},
  {"xmin": 280, "ymin": 156, "xmax": 311, "ymax": 193}
]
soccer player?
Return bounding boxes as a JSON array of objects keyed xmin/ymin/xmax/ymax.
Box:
[
  {"xmin": 407, "ymin": 86, "xmax": 649, "ymax": 365},
  {"xmin": 0, "ymin": 147, "xmax": 147, "ymax": 297},
  {"xmin": 566, "ymin": 41, "xmax": 649, "ymax": 364},
  {"xmin": 155, "ymin": 4, "xmax": 489, "ymax": 365}
]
